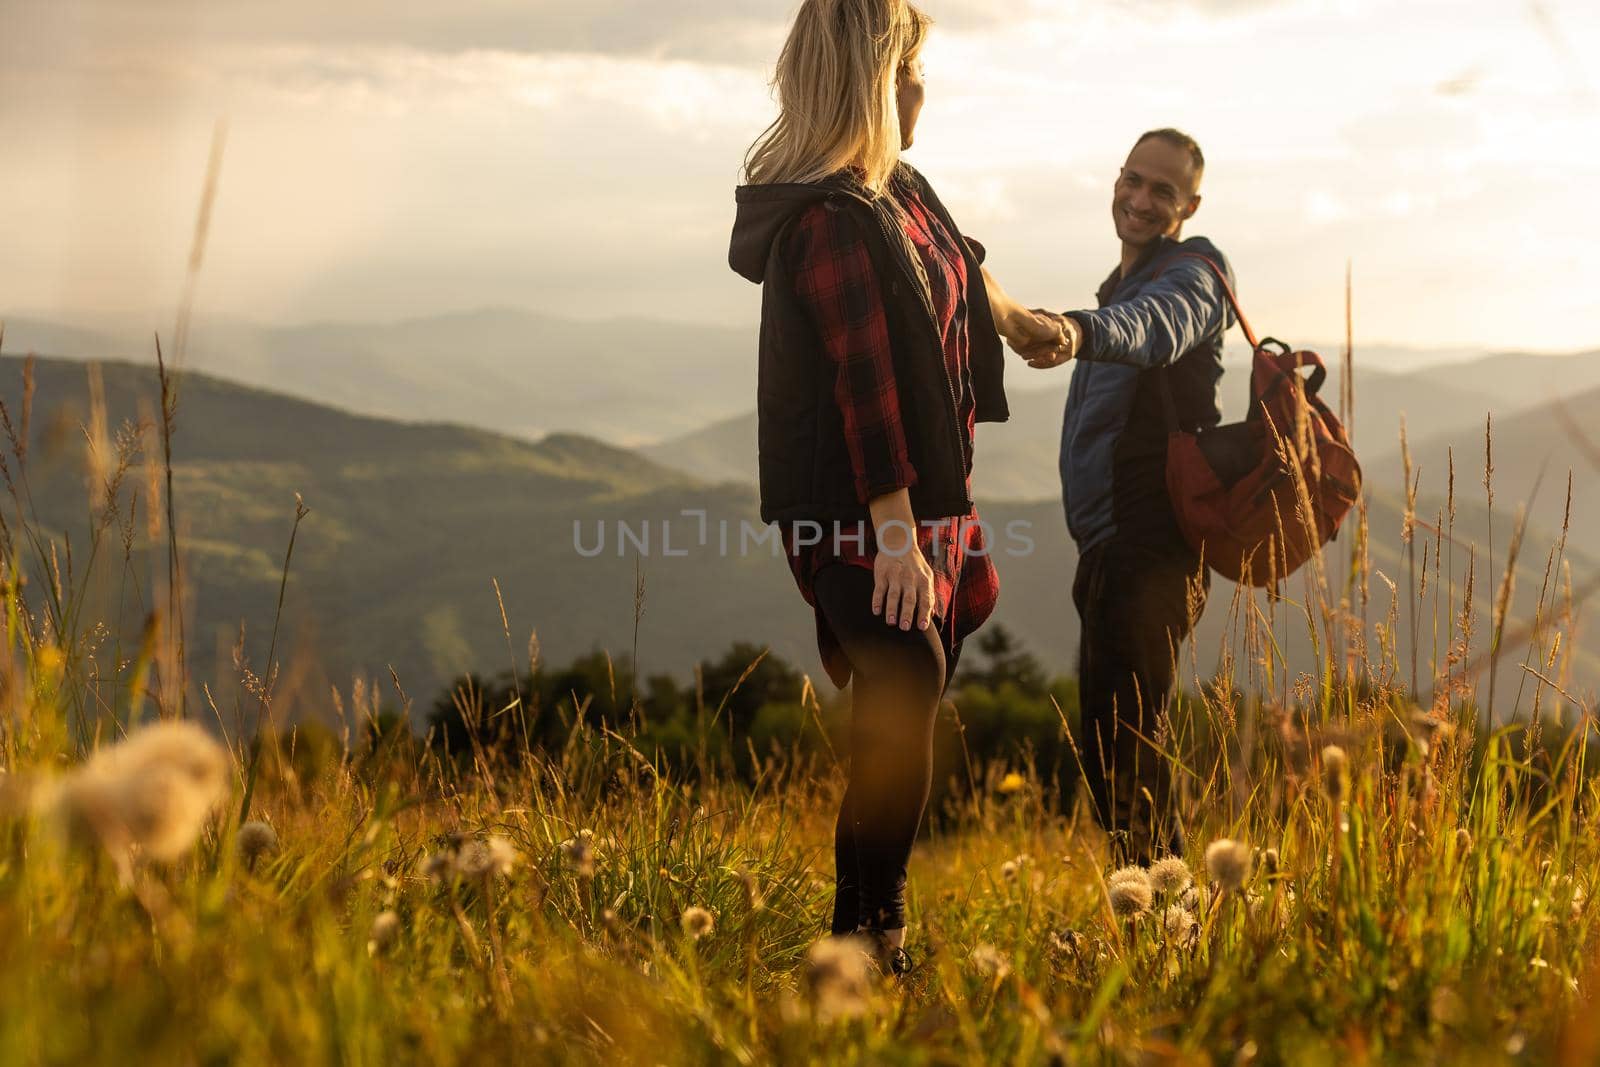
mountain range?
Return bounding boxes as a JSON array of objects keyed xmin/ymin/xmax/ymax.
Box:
[
  {"xmin": 650, "ymin": 351, "xmax": 1600, "ymax": 503},
  {"xmin": 1, "ymin": 311, "xmax": 755, "ymax": 448},
  {"xmin": 7, "ymin": 309, "xmax": 1592, "ymax": 460},
  {"xmin": 3, "ymin": 348, "xmax": 1594, "ymax": 727}
]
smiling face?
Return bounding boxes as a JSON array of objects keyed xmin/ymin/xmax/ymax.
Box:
[{"xmin": 1112, "ymin": 136, "xmax": 1203, "ymax": 248}]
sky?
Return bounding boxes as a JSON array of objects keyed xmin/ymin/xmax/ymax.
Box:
[{"xmin": 2, "ymin": 0, "xmax": 1598, "ymax": 353}]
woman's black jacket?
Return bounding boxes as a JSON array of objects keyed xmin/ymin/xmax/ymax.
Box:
[{"xmin": 728, "ymin": 163, "xmax": 1010, "ymax": 525}]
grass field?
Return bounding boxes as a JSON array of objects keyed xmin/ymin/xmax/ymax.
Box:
[
  {"xmin": 3, "ymin": 348, "xmax": 1599, "ymax": 1066},
  {"xmin": 3, "ymin": 677, "xmax": 1597, "ymax": 1065}
]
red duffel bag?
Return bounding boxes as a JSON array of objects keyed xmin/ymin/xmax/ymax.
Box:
[{"xmin": 1159, "ymin": 253, "xmax": 1362, "ymax": 587}]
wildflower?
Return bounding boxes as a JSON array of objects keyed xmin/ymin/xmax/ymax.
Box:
[
  {"xmin": 1149, "ymin": 857, "xmax": 1193, "ymax": 896},
  {"xmin": 455, "ymin": 836, "xmax": 517, "ymax": 880},
  {"xmin": 560, "ymin": 830, "xmax": 596, "ymax": 879},
  {"xmin": 236, "ymin": 820, "xmax": 279, "ymax": 870},
  {"xmin": 422, "ymin": 850, "xmax": 454, "ymax": 884},
  {"xmin": 368, "ymin": 910, "xmax": 401, "ymax": 956},
  {"xmin": 803, "ymin": 936, "xmax": 872, "ymax": 1021},
  {"xmin": 969, "ymin": 943, "xmax": 1011, "ymax": 979},
  {"xmin": 997, "ymin": 772, "xmax": 1026, "ymax": 795},
  {"xmin": 1205, "ymin": 839, "xmax": 1252, "ymax": 892},
  {"xmin": 44, "ymin": 721, "xmax": 229, "ymax": 873},
  {"xmin": 1108, "ymin": 865, "xmax": 1150, "ymax": 891},
  {"xmin": 1163, "ymin": 905, "xmax": 1196, "ymax": 942},
  {"xmin": 1320, "ymin": 745, "xmax": 1348, "ymax": 801},
  {"xmin": 1048, "ymin": 929, "xmax": 1081, "ymax": 957},
  {"xmin": 1109, "ymin": 877, "xmax": 1152, "ymax": 918},
  {"xmin": 681, "ymin": 906, "xmax": 715, "ymax": 940}
]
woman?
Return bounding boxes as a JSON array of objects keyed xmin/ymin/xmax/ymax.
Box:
[{"xmin": 727, "ymin": 0, "xmax": 1068, "ymax": 973}]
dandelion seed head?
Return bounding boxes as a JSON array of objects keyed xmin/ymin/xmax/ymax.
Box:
[
  {"xmin": 1049, "ymin": 929, "xmax": 1081, "ymax": 956},
  {"xmin": 368, "ymin": 910, "xmax": 401, "ymax": 956},
  {"xmin": 1321, "ymin": 745, "xmax": 1348, "ymax": 801},
  {"xmin": 455, "ymin": 836, "xmax": 517, "ymax": 880},
  {"xmin": 969, "ymin": 943, "xmax": 1011, "ymax": 978},
  {"xmin": 803, "ymin": 936, "xmax": 872, "ymax": 1021},
  {"xmin": 236, "ymin": 820, "xmax": 278, "ymax": 868},
  {"xmin": 1163, "ymin": 905, "xmax": 1196, "ymax": 941},
  {"xmin": 45, "ymin": 722, "xmax": 229, "ymax": 869},
  {"xmin": 1456, "ymin": 828, "xmax": 1474, "ymax": 854},
  {"xmin": 1149, "ymin": 857, "xmax": 1193, "ymax": 896},
  {"xmin": 1179, "ymin": 885, "xmax": 1202, "ymax": 912},
  {"xmin": 681, "ymin": 905, "xmax": 715, "ymax": 940},
  {"xmin": 1205, "ymin": 838, "xmax": 1252, "ymax": 892},
  {"xmin": 1260, "ymin": 848, "xmax": 1281, "ymax": 877},
  {"xmin": 560, "ymin": 832, "xmax": 596, "ymax": 879},
  {"xmin": 1110, "ymin": 878, "xmax": 1153, "ymax": 917},
  {"xmin": 1108, "ymin": 865, "xmax": 1151, "ymax": 891},
  {"xmin": 422, "ymin": 850, "xmax": 454, "ymax": 883}
]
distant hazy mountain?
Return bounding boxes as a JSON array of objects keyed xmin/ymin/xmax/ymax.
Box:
[
  {"xmin": 0, "ymin": 354, "xmax": 710, "ymax": 712},
  {"xmin": 2, "ymin": 354, "xmax": 1591, "ymax": 727},
  {"xmin": 8, "ymin": 311, "xmax": 1583, "ymax": 461},
  {"xmin": 1409, "ymin": 350, "xmax": 1600, "ymax": 411},
  {"xmin": 2, "ymin": 310, "xmax": 759, "ymax": 447},
  {"xmin": 1369, "ymin": 383, "xmax": 1600, "ymax": 542},
  {"xmin": 649, "ymin": 359, "xmax": 1517, "ymax": 503}
]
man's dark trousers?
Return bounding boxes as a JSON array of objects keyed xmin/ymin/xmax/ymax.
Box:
[{"xmin": 1072, "ymin": 526, "xmax": 1207, "ymax": 862}]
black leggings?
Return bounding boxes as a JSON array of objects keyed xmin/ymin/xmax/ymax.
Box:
[{"xmin": 814, "ymin": 563, "xmax": 962, "ymax": 935}]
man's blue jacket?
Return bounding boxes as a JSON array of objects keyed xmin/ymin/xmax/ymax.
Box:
[{"xmin": 1060, "ymin": 234, "xmax": 1236, "ymax": 551}]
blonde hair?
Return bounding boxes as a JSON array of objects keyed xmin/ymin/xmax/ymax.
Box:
[{"xmin": 743, "ymin": 0, "xmax": 931, "ymax": 196}]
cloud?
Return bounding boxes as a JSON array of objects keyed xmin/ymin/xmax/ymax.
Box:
[
  {"xmin": 1107, "ymin": 0, "xmax": 1292, "ymax": 13},
  {"xmin": 4, "ymin": 0, "xmax": 1598, "ymax": 354},
  {"xmin": 5, "ymin": 0, "xmax": 1037, "ymax": 69}
]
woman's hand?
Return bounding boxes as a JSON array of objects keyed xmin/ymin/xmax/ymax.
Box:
[
  {"xmin": 872, "ymin": 542, "xmax": 935, "ymax": 632},
  {"xmin": 981, "ymin": 263, "xmax": 1074, "ymax": 365},
  {"xmin": 1002, "ymin": 307, "xmax": 1067, "ymax": 353},
  {"xmin": 868, "ymin": 488, "xmax": 935, "ymax": 631},
  {"xmin": 1017, "ymin": 310, "xmax": 1082, "ymax": 369}
]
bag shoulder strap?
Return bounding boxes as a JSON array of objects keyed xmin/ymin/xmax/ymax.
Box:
[
  {"xmin": 1156, "ymin": 250, "xmax": 1259, "ymax": 350},
  {"xmin": 1152, "ymin": 249, "xmax": 1253, "ymax": 434}
]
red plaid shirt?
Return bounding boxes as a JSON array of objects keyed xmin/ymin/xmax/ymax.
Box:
[{"xmin": 781, "ymin": 174, "xmax": 1000, "ymax": 688}]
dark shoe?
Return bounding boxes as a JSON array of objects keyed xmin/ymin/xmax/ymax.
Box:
[{"xmin": 859, "ymin": 928, "xmax": 914, "ymax": 977}]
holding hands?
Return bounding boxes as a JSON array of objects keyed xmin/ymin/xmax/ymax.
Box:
[
  {"xmin": 1002, "ymin": 308, "xmax": 1081, "ymax": 369},
  {"xmin": 979, "ymin": 263, "xmax": 1080, "ymax": 370}
]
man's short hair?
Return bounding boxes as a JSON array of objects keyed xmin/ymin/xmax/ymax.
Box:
[{"xmin": 1134, "ymin": 128, "xmax": 1204, "ymax": 184}]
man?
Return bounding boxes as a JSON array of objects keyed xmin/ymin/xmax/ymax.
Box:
[{"xmin": 1020, "ymin": 128, "xmax": 1235, "ymax": 862}]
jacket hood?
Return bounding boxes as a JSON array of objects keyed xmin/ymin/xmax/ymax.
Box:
[{"xmin": 728, "ymin": 178, "xmax": 863, "ymax": 284}]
